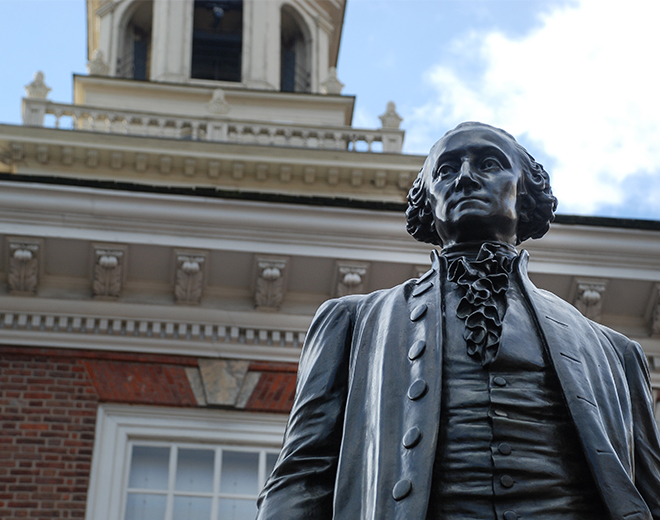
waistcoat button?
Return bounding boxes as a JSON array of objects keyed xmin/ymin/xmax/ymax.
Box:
[
  {"xmin": 503, "ymin": 511, "xmax": 518, "ymax": 520},
  {"xmin": 392, "ymin": 479, "xmax": 412, "ymax": 500},
  {"xmin": 498, "ymin": 443, "xmax": 512, "ymax": 455},
  {"xmin": 493, "ymin": 376, "xmax": 507, "ymax": 386},
  {"xmin": 408, "ymin": 340, "xmax": 426, "ymax": 360},
  {"xmin": 407, "ymin": 379, "xmax": 428, "ymax": 400},
  {"xmin": 410, "ymin": 304, "xmax": 428, "ymax": 321},
  {"xmin": 403, "ymin": 427, "xmax": 422, "ymax": 448},
  {"xmin": 500, "ymin": 475, "xmax": 514, "ymax": 488}
]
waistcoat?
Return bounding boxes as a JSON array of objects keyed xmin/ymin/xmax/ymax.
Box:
[{"xmin": 426, "ymin": 273, "xmax": 606, "ymax": 520}]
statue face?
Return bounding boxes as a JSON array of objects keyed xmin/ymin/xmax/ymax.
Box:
[{"xmin": 425, "ymin": 126, "xmax": 522, "ymax": 247}]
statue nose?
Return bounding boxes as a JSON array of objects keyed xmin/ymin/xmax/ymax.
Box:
[{"xmin": 454, "ymin": 160, "xmax": 479, "ymax": 190}]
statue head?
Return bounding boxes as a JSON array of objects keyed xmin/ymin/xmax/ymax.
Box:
[{"xmin": 406, "ymin": 122, "xmax": 557, "ymax": 248}]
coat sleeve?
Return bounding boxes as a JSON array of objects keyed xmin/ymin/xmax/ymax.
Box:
[
  {"xmin": 256, "ymin": 298, "xmax": 354, "ymax": 520},
  {"xmin": 623, "ymin": 339, "xmax": 660, "ymax": 519}
]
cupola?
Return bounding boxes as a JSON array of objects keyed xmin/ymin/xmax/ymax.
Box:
[{"xmin": 87, "ymin": 0, "xmax": 345, "ymax": 93}]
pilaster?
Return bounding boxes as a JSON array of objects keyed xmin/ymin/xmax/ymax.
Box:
[{"xmin": 151, "ymin": 0, "xmax": 194, "ymax": 82}]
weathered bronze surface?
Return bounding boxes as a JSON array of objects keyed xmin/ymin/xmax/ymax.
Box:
[{"xmin": 256, "ymin": 122, "xmax": 660, "ymax": 520}]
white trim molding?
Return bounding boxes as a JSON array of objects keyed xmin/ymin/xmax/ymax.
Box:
[{"xmin": 85, "ymin": 404, "xmax": 287, "ymax": 520}]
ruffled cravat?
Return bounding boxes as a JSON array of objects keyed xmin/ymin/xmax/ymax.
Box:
[{"xmin": 445, "ymin": 242, "xmax": 517, "ymax": 366}]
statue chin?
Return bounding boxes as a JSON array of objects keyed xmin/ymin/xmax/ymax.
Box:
[{"xmin": 435, "ymin": 214, "xmax": 518, "ymax": 248}]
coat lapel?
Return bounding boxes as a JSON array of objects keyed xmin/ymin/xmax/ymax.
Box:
[{"xmin": 515, "ymin": 251, "xmax": 650, "ymax": 520}]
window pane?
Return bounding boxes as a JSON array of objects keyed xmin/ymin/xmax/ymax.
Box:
[
  {"xmin": 125, "ymin": 493, "xmax": 167, "ymax": 520},
  {"xmin": 191, "ymin": 0, "xmax": 243, "ymax": 81},
  {"xmin": 217, "ymin": 498, "xmax": 257, "ymax": 520},
  {"xmin": 220, "ymin": 451, "xmax": 259, "ymax": 495},
  {"xmin": 128, "ymin": 446, "xmax": 170, "ymax": 490},
  {"xmin": 176, "ymin": 449, "xmax": 214, "ymax": 493},
  {"xmin": 265, "ymin": 453, "xmax": 278, "ymax": 477},
  {"xmin": 173, "ymin": 496, "xmax": 212, "ymax": 520}
]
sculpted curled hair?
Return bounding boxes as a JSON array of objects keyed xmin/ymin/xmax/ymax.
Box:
[{"xmin": 405, "ymin": 122, "xmax": 558, "ymax": 246}]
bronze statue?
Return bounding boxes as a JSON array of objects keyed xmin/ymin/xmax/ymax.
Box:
[{"xmin": 256, "ymin": 122, "xmax": 660, "ymax": 520}]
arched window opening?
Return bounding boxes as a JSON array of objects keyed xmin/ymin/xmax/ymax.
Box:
[
  {"xmin": 280, "ymin": 6, "xmax": 310, "ymax": 93},
  {"xmin": 191, "ymin": 0, "xmax": 243, "ymax": 82},
  {"xmin": 117, "ymin": 1, "xmax": 153, "ymax": 80}
]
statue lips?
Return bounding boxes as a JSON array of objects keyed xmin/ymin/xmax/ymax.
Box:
[{"xmin": 445, "ymin": 193, "xmax": 491, "ymax": 216}]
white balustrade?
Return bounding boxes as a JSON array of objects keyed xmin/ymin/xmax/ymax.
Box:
[{"xmin": 21, "ymin": 98, "xmax": 404, "ymax": 153}]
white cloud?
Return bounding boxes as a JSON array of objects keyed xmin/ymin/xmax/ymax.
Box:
[{"xmin": 405, "ymin": 0, "xmax": 660, "ymax": 215}]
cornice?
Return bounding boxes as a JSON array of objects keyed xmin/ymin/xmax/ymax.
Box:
[
  {"xmin": 0, "ymin": 124, "xmax": 420, "ymax": 203},
  {"xmin": 0, "ymin": 295, "xmax": 308, "ymax": 363},
  {"xmin": 1, "ymin": 181, "xmax": 660, "ymax": 274},
  {"xmin": 73, "ymin": 75, "xmax": 357, "ymax": 110},
  {"xmin": 0, "ymin": 181, "xmax": 431, "ymax": 263}
]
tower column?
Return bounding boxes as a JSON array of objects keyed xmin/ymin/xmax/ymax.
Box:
[
  {"xmin": 243, "ymin": 0, "xmax": 280, "ymax": 90},
  {"xmin": 150, "ymin": 0, "xmax": 194, "ymax": 82}
]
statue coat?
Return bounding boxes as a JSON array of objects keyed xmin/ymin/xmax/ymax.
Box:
[{"xmin": 256, "ymin": 251, "xmax": 660, "ymax": 520}]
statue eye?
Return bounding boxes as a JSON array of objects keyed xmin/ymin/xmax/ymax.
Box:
[
  {"xmin": 480, "ymin": 158, "xmax": 502, "ymax": 172},
  {"xmin": 437, "ymin": 163, "xmax": 458, "ymax": 177}
]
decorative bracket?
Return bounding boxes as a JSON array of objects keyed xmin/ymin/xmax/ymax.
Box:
[
  {"xmin": 254, "ymin": 256, "xmax": 288, "ymax": 311},
  {"xmin": 7, "ymin": 238, "xmax": 42, "ymax": 296},
  {"xmin": 174, "ymin": 251, "xmax": 207, "ymax": 304},
  {"xmin": 573, "ymin": 278, "xmax": 608, "ymax": 321},
  {"xmin": 92, "ymin": 244, "xmax": 127, "ymax": 299},
  {"xmin": 335, "ymin": 261, "xmax": 370, "ymax": 297}
]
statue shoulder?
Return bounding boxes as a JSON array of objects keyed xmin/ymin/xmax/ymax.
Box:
[{"xmin": 324, "ymin": 278, "xmax": 419, "ymax": 313}]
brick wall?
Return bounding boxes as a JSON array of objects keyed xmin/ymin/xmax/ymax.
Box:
[
  {"xmin": 0, "ymin": 348, "xmax": 99, "ymax": 519},
  {"xmin": 0, "ymin": 347, "xmax": 296, "ymax": 519}
]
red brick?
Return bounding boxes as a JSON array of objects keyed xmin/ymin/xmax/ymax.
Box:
[
  {"xmin": 23, "ymin": 393, "xmax": 53, "ymax": 400},
  {"xmin": 1, "ymin": 350, "xmax": 99, "ymax": 519},
  {"xmin": 245, "ymin": 371, "xmax": 296, "ymax": 413},
  {"xmin": 84, "ymin": 360, "xmax": 197, "ymax": 406},
  {"xmin": 19, "ymin": 424, "xmax": 48, "ymax": 431},
  {"xmin": 7, "ymin": 501, "xmax": 38, "ymax": 508}
]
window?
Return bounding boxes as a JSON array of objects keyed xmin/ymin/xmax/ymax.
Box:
[
  {"xmin": 280, "ymin": 6, "xmax": 311, "ymax": 93},
  {"xmin": 117, "ymin": 1, "xmax": 153, "ymax": 80},
  {"xmin": 86, "ymin": 404, "xmax": 286, "ymax": 520},
  {"xmin": 124, "ymin": 442, "xmax": 278, "ymax": 520},
  {"xmin": 191, "ymin": 0, "xmax": 243, "ymax": 82}
]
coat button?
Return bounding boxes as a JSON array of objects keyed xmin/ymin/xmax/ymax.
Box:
[
  {"xmin": 407, "ymin": 379, "xmax": 428, "ymax": 400},
  {"xmin": 500, "ymin": 475, "xmax": 514, "ymax": 488},
  {"xmin": 392, "ymin": 479, "xmax": 412, "ymax": 500},
  {"xmin": 498, "ymin": 443, "xmax": 512, "ymax": 455},
  {"xmin": 412, "ymin": 281, "xmax": 433, "ymax": 297},
  {"xmin": 493, "ymin": 376, "xmax": 507, "ymax": 386},
  {"xmin": 503, "ymin": 511, "xmax": 518, "ymax": 520},
  {"xmin": 403, "ymin": 427, "xmax": 422, "ymax": 448},
  {"xmin": 417, "ymin": 269, "xmax": 434, "ymax": 284},
  {"xmin": 408, "ymin": 340, "xmax": 426, "ymax": 360},
  {"xmin": 410, "ymin": 304, "xmax": 427, "ymax": 321}
]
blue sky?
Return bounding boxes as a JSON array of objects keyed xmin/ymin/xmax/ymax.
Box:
[{"xmin": 2, "ymin": 0, "xmax": 660, "ymax": 220}]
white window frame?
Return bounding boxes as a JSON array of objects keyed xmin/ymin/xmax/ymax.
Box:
[{"xmin": 85, "ymin": 404, "xmax": 287, "ymax": 520}]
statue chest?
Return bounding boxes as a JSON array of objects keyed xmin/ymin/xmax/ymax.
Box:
[{"xmin": 426, "ymin": 278, "xmax": 604, "ymax": 520}]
